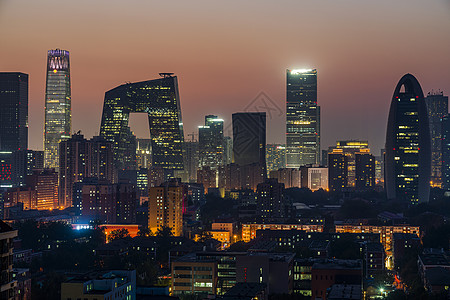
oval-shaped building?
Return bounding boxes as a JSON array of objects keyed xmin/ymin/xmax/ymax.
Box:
[{"xmin": 385, "ymin": 74, "xmax": 431, "ymax": 204}]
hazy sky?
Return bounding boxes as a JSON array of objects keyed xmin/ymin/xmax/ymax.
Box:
[{"xmin": 1, "ymin": 0, "xmax": 449, "ymax": 154}]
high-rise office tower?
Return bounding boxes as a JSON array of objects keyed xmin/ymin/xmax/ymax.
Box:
[
  {"xmin": 0, "ymin": 73, "xmax": 28, "ymax": 153},
  {"xmin": 266, "ymin": 144, "xmax": 286, "ymax": 173},
  {"xmin": 385, "ymin": 74, "xmax": 431, "ymax": 204},
  {"xmin": 148, "ymin": 179, "xmax": 184, "ymax": 236},
  {"xmin": 232, "ymin": 112, "xmax": 266, "ymax": 168},
  {"xmin": 286, "ymin": 69, "xmax": 320, "ymax": 168},
  {"xmin": 44, "ymin": 49, "xmax": 71, "ymax": 170},
  {"xmin": 328, "ymin": 149, "xmax": 348, "ymax": 192},
  {"xmin": 327, "ymin": 140, "xmax": 370, "ymax": 187},
  {"xmin": 100, "ymin": 74, "xmax": 184, "ymax": 172},
  {"xmin": 442, "ymin": 115, "xmax": 450, "ymax": 190},
  {"xmin": 198, "ymin": 115, "xmax": 224, "ymax": 168},
  {"xmin": 425, "ymin": 91, "xmax": 448, "ymax": 188},
  {"xmin": 355, "ymin": 150, "xmax": 376, "ymax": 189}
]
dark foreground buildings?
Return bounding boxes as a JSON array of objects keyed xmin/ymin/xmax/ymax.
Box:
[
  {"xmin": 100, "ymin": 74, "xmax": 184, "ymax": 172},
  {"xmin": 385, "ymin": 74, "xmax": 431, "ymax": 204}
]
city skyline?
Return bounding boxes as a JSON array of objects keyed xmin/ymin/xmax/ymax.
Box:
[{"xmin": 1, "ymin": 1, "xmax": 449, "ymax": 154}]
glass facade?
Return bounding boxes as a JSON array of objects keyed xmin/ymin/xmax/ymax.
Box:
[
  {"xmin": 44, "ymin": 49, "xmax": 71, "ymax": 170},
  {"xmin": 424, "ymin": 92, "xmax": 448, "ymax": 188},
  {"xmin": 286, "ymin": 69, "xmax": 320, "ymax": 168},
  {"xmin": 0, "ymin": 73, "xmax": 28, "ymax": 153},
  {"xmin": 385, "ymin": 74, "xmax": 431, "ymax": 204},
  {"xmin": 100, "ymin": 75, "xmax": 184, "ymax": 171},
  {"xmin": 198, "ymin": 115, "xmax": 224, "ymax": 169}
]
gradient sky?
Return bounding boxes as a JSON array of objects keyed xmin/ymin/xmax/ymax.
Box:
[{"xmin": 1, "ymin": 0, "xmax": 449, "ymax": 154}]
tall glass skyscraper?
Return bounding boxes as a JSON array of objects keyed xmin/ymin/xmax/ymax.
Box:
[
  {"xmin": 385, "ymin": 74, "xmax": 431, "ymax": 204},
  {"xmin": 0, "ymin": 73, "xmax": 28, "ymax": 188},
  {"xmin": 100, "ymin": 74, "xmax": 184, "ymax": 171},
  {"xmin": 424, "ymin": 91, "xmax": 448, "ymax": 188},
  {"xmin": 0, "ymin": 73, "xmax": 28, "ymax": 152},
  {"xmin": 198, "ymin": 115, "xmax": 224, "ymax": 168},
  {"xmin": 44, "ymin": 49, "xmax": 71, "ymax": 169},
  {"xmin": 286, "ymin": 69, "xmax": 320, "ymax": 168}
]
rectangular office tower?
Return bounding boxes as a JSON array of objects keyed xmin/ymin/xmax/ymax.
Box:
[
  {"xmin": 425, "ymin": 91, "xmax": 448, "ymax": 188},
  {"xmin": 198, "ymin": 115, "xmax": 224, "ymax": 168},
  {"xmin": 232, "ymin": 112, "xmax": 266, "ymax": 168},
  {"xmin": 44, "ymin": 49, "xmax": 71, "ymax": 170},
  {"xmin": 0, "ymin": 73, "xmax": 28, "ymax": 152},
  {"xmin": 286, "ymin": 69, "xmax": 320, "ymax": 168}
]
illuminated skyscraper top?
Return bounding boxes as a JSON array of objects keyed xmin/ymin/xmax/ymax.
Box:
[
  {"xmin": 286, "ymin": 69, "xmax": 320, "ymax": 168},
  {"xmin": 44, "ymin": 49, "xmax": 71, "ymax": 169}
]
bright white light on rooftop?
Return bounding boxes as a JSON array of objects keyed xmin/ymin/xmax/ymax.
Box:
[{"xmin": 290, "ymin": 69, "xmax": 314, "ymax": 74}]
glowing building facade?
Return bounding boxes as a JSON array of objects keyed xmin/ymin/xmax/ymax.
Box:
[
  {"xmin": 44, "ymin": 49, "xmax": 71, "ymax": 170},
  {"xmin": 385, "ymin": 74, "xmax": 431, "ymax": 204},
  {"xmin": 198, "ymin": 115, "xmax": 224, "ymax": 168},
  {"xmin": 286, "ymin": 69, "xmax": 320, "ymax": 168},
  {"xmin": 100, "ymin": 74, "xmax": 184, "ymax": 171}
]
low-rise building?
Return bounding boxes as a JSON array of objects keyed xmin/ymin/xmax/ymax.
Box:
[
  {"xmin": 171, "ymin": 254, "xmax": 217, "ymax": 296},
  {"xmin": 61, "ymin": 270, "xmax": 136, "ymax": 300}
]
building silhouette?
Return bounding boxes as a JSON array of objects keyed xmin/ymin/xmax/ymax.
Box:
[
  {"xmin": 99, "ymin": 75, "xmax": 184, "ymax": 172},
  {"xmin": 385, "ymin": 74, "xmax": 431, "ymax": 204},
  {"xmin": 424, "ymin": 91, "xmax": 448, "ymax": 188},
  {"xmin": 286, "ymin": 69, "xmax": 320, "ymax": 168},
  {"xmin": 442, "ymin": 115, "xmax": 450, "ymax": 190},
  {"xmin": 232, "ymin": 112, "xmax": 266, "ymax": 168},
  {"xmin": 0, "ymin": 73, "xmax": 28, "ymax": 153},
  {"xmin": 44, "ymin": 49, "xmax": 71, "ymax": 170}
]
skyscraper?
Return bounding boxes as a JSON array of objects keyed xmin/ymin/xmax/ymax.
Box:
[
  {"xmin": 232, "ymin": 112, "xmax": 266, "ymax": 168},
  {"xmin": 424, "ymin": 91, "xmax": 448, "ymax": 188},
  {"xmin": 198, "ymin": 115, "xmax": 224, "ymax": 168},
  {"xmin": 286, "ymin": 69, "xmax": 320, "ymax": 168},
  {"xmin": 44, "ymin": 49, "xmax": 71, "ymax": 170},
  {"xmin": 0, "ymin": 73, "xmax": 28, "ymax": 153},
  {"xmin": 100, "ymin": 74, "xmax": 184, "ymax": 172},
  {"xmin": 442, "ymin": 115, "xmax": 450, "ymax": 191},
  {"xmin": 385, "ymin": 74, "xmax": 431, "ymax": 204}
]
